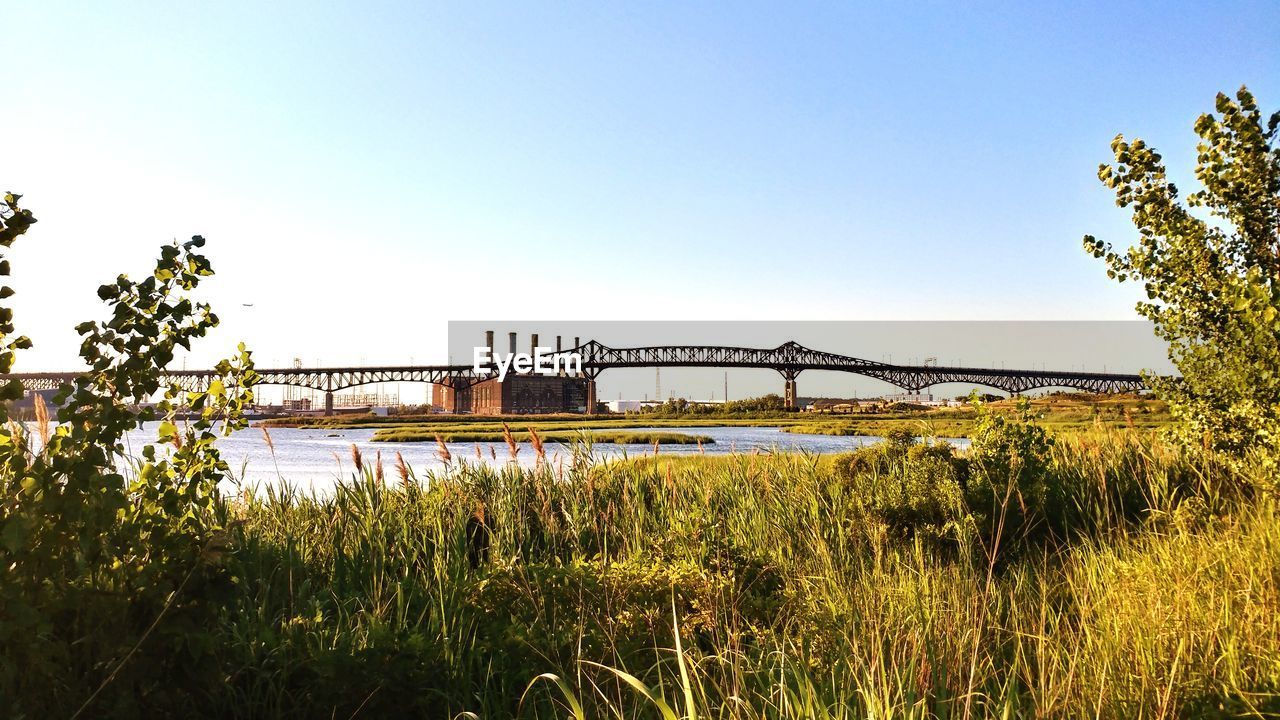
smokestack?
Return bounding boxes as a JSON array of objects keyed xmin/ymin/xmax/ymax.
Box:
[
  {"xmin": 556, "ymin": 335, "xmax": 562, "ymax": 352},
  {"xmin": 508, "ymin": 332, "xmax": 517, "ymax": 355},
  {"xmin": 531, "ymin": 333, "xmax": 539, "ymax": 355},
  {"xmin": 485, "ymin": 330, "xmax": 494, "ymax": 357},
  {"xmin": 573, "ymin": 336, "xmax": 580, "ymax": 348}
]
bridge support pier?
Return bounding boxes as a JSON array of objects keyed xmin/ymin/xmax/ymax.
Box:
[
  {"xmin": 781, "ymin": 369, "xmax": 800, "ymax": 411},
  {"xmin": 434, "ymin": 383, "xmax": 456, "ymax": 413},
  {"xmin": 324, "ymin": 391, "xmax": 334, "ymax": 416},
  {"xmin": 584, "ymin": 375, "xmax": 597, "ymax": 415}
]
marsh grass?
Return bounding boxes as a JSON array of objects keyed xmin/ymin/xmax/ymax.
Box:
[
  {"xmin": 203, "ymin": 426, "xmax": 1279, "ymax": 718},
  {"xmin": 270, "ymin": 395, "xmax": 1172, "ymax": 446},
  {"xmin": 375, "ymin": 427, "xmax": 716, "ymax": 444}
]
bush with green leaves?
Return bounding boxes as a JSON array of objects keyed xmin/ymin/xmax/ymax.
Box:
[
  {"xmin": 1085, "ymin": 86, "xmax": 1280, "ymax": 482},
  {"xmin": 964, "ymin": 395, "xmax": 1057, "ymax": 544},
  {"xmin": 832, "ymin": 428, "xmax": 974, "ymax": 547},
  {"xmin": 829, "ymin": 399, "xmax": 1063, "ymax": 550},
  {"xmin": 0, "ymin": 192, "xmax": 257, "ymax": 716}
]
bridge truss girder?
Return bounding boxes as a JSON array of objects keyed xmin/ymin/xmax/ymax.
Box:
[{"xmin": 5, "ymin": 341, "xmax": 1148, "ymax": 405}]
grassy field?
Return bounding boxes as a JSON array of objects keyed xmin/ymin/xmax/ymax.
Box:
[
  {"xmin": 784, "ymin": 394, "xmax": 1171, "ymax": 438},
  {"xmin": 265, "ymin": 393, "xmax": 1173, "ymax": 443},
  {"xmin": 181, "ymin": 420, "xmax": 1274, "ymax": 717},
  {"xmin": 263, "ymin": 413, "xmax": 815, "ymax": 432},
  {"xmin": 10, "ymin": 415, "xmax": 1280, "ymax": 717},
  {"xmin": 361, "ymin": 419, "xmax": 799, "ymax": 442},
  {"xmin": 374, "ymin": 428, "xmax": 715, "ymax": 444}
]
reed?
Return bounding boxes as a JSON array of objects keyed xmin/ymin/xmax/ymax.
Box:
[
  {"xmin": 528, "ymin": 426, "xmax": 546, "ymax": 463},
  {"xmin": 394, "ymin": 450, "xmax": 411, "ymax": 487},
  {"xmin": 33, "ymin": 392, "xmax": 50, "ymax": 448},
  {"xmin": 200, "ymin": 428, "xmax": 1277, "ymax": 718},
  {"xmin": 435, "ymin": 433, "xmax": 452, "ymax": 464},
  {"xmin": 502, "ymin": 421, "xmax": 519, "ymax": 459},
  {"xmin": 349, "ymin": 443, "xmax": 363, "ymax": 474}
]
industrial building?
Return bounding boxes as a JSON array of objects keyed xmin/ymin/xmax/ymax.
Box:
[
  {"xmin": 442, "ymin": 331, "xmax": 591, "ymax": 414},
  {"xmin": 461, "ymin": 374, "xmax": 589, "ymax": 414}
]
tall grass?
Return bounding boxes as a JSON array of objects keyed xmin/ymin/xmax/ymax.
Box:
[{"xmin": 203, "ymin": 429, "xmax": 1279, "ymax": 718}]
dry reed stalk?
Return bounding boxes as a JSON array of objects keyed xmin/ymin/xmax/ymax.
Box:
[
  {"xmin": 502, "ymin": 423, "xmax": 519, "ymax": 459},
  {"xmin": 350, "ymin": 444, "xmax": 364, "ymax": 474},
  {"xmin": 528, "ymin": 426, "xmax": 546, "ymax": 463},
  {"xmin": 33, "ymin": 393, "xmax": 50, "ymax": 449},
  {"xmin": 374, "ymin": 450, "xmax": 384, "ymax": 486},
  {"xmin": 435, "ymin": 435, "xmax": 452, "ymax": 464},
  {"xmin": 260, "ymin": 426, "xmax": 275, "ymax": 454},
  {"xmin": 395, "ymin": 451, "xmax": 410, "ymax": 487}
]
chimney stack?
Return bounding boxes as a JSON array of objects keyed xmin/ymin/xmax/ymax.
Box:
[
  {"xmin": 485, "ymin": 330, "xmax": 494, "ymax": 358},
  {"xmin": 508, "ymin": 332, "xmax": 517, "ymax": 355},
  {"xmin": 531, "ymin": 333, "xmax": 539, "ymax": 355},
  {"xmin": 556, "ymin": 335, "xmax": 562, "ymax": 352}
]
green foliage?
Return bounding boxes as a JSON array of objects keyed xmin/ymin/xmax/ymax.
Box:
[
  {"xmin": 1085, "ymin": 86, "xmax": 1280, "ymax": 480},
  {"xmin": 0, "ymin": 192, "xmax": 36, "ymax": 396},
  {"xmin": 471, "ymin": 558, "xmax": 737, "ymax": 675},
  {"xmin": 371, "ymin": 427, "xmax": 713, "ymax": 444},
  {"xmin": 828, "ymin": 398, "xmax": 1076, "ymax": 550},
  {"xmin": 2, "ymin": 170, "xmax": 1277, "ymax": 716},
  {"xmin": 0, "ymin": 196, "xmax": 256, "ymax": 715},
  {"xmin": 966, "ymin": 395, "xmax": 1057, "ymax": 542},
  {"xmin": 639, "ymin": 393, "xmax": 787, "ymax": 416},
  {"xmin": 833, "ymin": 429, "xmax": 974, "ymax": 547},
  {"xmin": 213, "ymin": 432, "xmax": 1278, "ymax": 718}
]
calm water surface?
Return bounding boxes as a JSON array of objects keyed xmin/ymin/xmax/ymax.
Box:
[{"xmin": 120, "ymin": 422, "xmax": 968, "ymax": 492}]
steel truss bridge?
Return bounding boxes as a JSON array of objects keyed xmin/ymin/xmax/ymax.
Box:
[{"xmin": 6, "ymin": 340, "xmax": 1147, "ymax": 414}]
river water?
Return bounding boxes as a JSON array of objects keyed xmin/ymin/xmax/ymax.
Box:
[{"xmin": 118, "ymin": 423, "xmax": 968, "ymax": 492}]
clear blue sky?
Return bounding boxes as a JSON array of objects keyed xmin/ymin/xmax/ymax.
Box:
[{"xmin": 6, "ymin": 1, "xmax": 1278, "ymax": 371}]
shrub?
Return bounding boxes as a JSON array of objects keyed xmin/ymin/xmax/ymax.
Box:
[
  {"xmin": 833, "ymin": 429, "xmax": 974, "ymax": 547},
  {"xmin": 965, "ymin": 395, "xmax": 1056, "ymax": 544},
  {"xmin": 0, "ymin": 193, "xmax": 256, "ymax": 715}
]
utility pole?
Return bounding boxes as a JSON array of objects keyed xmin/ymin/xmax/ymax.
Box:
[
  {"xmin": 723, "ymin": 371, "xmax": 728, "ymax": 404},
  {"xmin": 656, "ymin": 368, "xmax": 661, "ymax": 402}
]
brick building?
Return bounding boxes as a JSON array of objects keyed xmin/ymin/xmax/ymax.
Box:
[
  {"xmin": 436, "ymin": 331, "xmax": 594, "ymax": 414},
  {"xmin": 440, "ymin": 374, "xmax": 589, "ymax": 414}
]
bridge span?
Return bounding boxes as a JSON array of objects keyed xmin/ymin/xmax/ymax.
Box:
[{"xmin": 5, "ymin": 340, "xmax": 1147, "ymax": 415}]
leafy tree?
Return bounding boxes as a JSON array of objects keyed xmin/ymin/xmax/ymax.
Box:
[
  {"xmin": 0, "ymin": 192, "xmax": 257, "ymax": 714},
  {"xmin": 1084, "ymin": 86, "xmax": 1280, "ymax": 476},
  {"xmin": 722, "ymin": 393, "xmax": 785, "ymax": 414}
]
